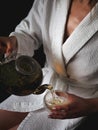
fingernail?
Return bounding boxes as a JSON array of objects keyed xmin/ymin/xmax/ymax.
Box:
[{"xmin": 52, "ymin": 107, "xmax": 56, "ymax": 110}]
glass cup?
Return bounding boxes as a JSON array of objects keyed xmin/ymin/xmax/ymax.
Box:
[{"xmin": 44, "ymin": 90, "xmax": 68, "ymax": 110}]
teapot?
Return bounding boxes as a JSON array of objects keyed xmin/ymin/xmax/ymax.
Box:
[{"xmin": 0, "ymin": 53, "xmax": 52, "ymax": 103}]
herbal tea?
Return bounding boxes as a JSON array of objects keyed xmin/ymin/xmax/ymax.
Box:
[{"xmin": 44, "ymin": 90, "xmax": 68, "ymax": 110}]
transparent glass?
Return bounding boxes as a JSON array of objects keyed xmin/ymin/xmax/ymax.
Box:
[{"xmin": 44, "ymin": 90, "xmax": 68, "ymax": 110}]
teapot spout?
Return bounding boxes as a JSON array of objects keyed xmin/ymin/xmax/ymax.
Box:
[{"xmin": 33, "ymin": 84, "xmax": 53, "ymax": 94}]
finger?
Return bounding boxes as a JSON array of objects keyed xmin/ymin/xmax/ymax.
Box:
[
  {"xmin": 55, "ymin": 91, "xmax": 68, "ymax": 98},
  {"xmin": 0, "ymin": 42, "xmax": 7, "ymax": 53},
  {"xmin": 7, "ymin": 42, "xmax": 12, "ymax": 52},
  {"xmin": 48, "ymin": 114, "xmax": 66, "ymax": 119},
  {"xmin": 51, "ymin": 105, "xmax": 69, "ymax": 111},
  {"xmin": 48, "ymin": 110, "xmax": 77, "ymax": 119},
  {"xmin": 6, "ymin": 42, "xmax": 13, "ymax": 56},
  {"xmin": 48, "ymin": 111, "xmax": 67, "ymax": 119}
]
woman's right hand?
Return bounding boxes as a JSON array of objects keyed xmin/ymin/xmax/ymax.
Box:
[{"xmin": 0, "ymin": 36, "xmax": 17, "ymax": 57}]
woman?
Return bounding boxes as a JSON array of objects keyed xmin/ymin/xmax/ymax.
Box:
[{"xmin": 0, "ymin": 0, "xmax": 98, "ymax": 130}]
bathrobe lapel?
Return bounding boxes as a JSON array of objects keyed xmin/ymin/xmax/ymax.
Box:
[
  {"xmin": 49, "ymin": 0, "xmax": 71, "ymax": 76},
  {"xmin": 62, "ymin": 2, "xmax": 98, "ymax": 64}
]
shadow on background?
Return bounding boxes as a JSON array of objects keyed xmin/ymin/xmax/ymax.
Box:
[{"xmin": 75, "ymin": 113, "xmax": 98, "ymax": 130}]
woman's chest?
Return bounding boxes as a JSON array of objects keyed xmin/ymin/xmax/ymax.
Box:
[{"xmin": 65, "ymin": 1, "xmax": 92, "ymax": 38}]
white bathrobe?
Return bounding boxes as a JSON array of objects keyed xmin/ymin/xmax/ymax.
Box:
[{"xmin": 0, "ymin": 0, "xmax": 98, "ymax": 129}]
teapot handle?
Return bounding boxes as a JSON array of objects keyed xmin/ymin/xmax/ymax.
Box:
[
  {"xmin": 0, "ymin": 86, "xmax": 11, "ymax": 103},
  {"xmin": 0, "ymin": 53, "xmax": 5, "ymax": 63}
]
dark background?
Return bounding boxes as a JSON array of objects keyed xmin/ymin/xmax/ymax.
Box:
[
  {"xmin": 0, "ymin": 0, "xmax": 45, "ymax": 66},
  {"xmin": 0, "ymin": 0, "xmax": 34, "ymax": 36}
]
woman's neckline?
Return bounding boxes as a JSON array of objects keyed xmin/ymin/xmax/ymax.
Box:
[{"xmin": 62, "ymin": 0, "xmax": 94, "ymax": 43}]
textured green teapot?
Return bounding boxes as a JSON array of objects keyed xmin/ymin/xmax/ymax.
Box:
[{"xmin": 0, "ymin": 54, "xmax": 52, "ymax": 102}]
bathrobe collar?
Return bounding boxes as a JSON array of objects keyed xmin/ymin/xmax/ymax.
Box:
[{"xmin": 62, "ymin": 1, "xmax": 98, "ymax": 64}]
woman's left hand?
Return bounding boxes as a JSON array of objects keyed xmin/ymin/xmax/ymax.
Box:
[{"xmin": 48, "ymin": 91, "xmax": 93, "ymax": 119}]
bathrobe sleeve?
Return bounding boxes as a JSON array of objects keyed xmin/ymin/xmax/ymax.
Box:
[{"xmin": 10, "ymin": 0, "xmax": 44, "ymax": 56}]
